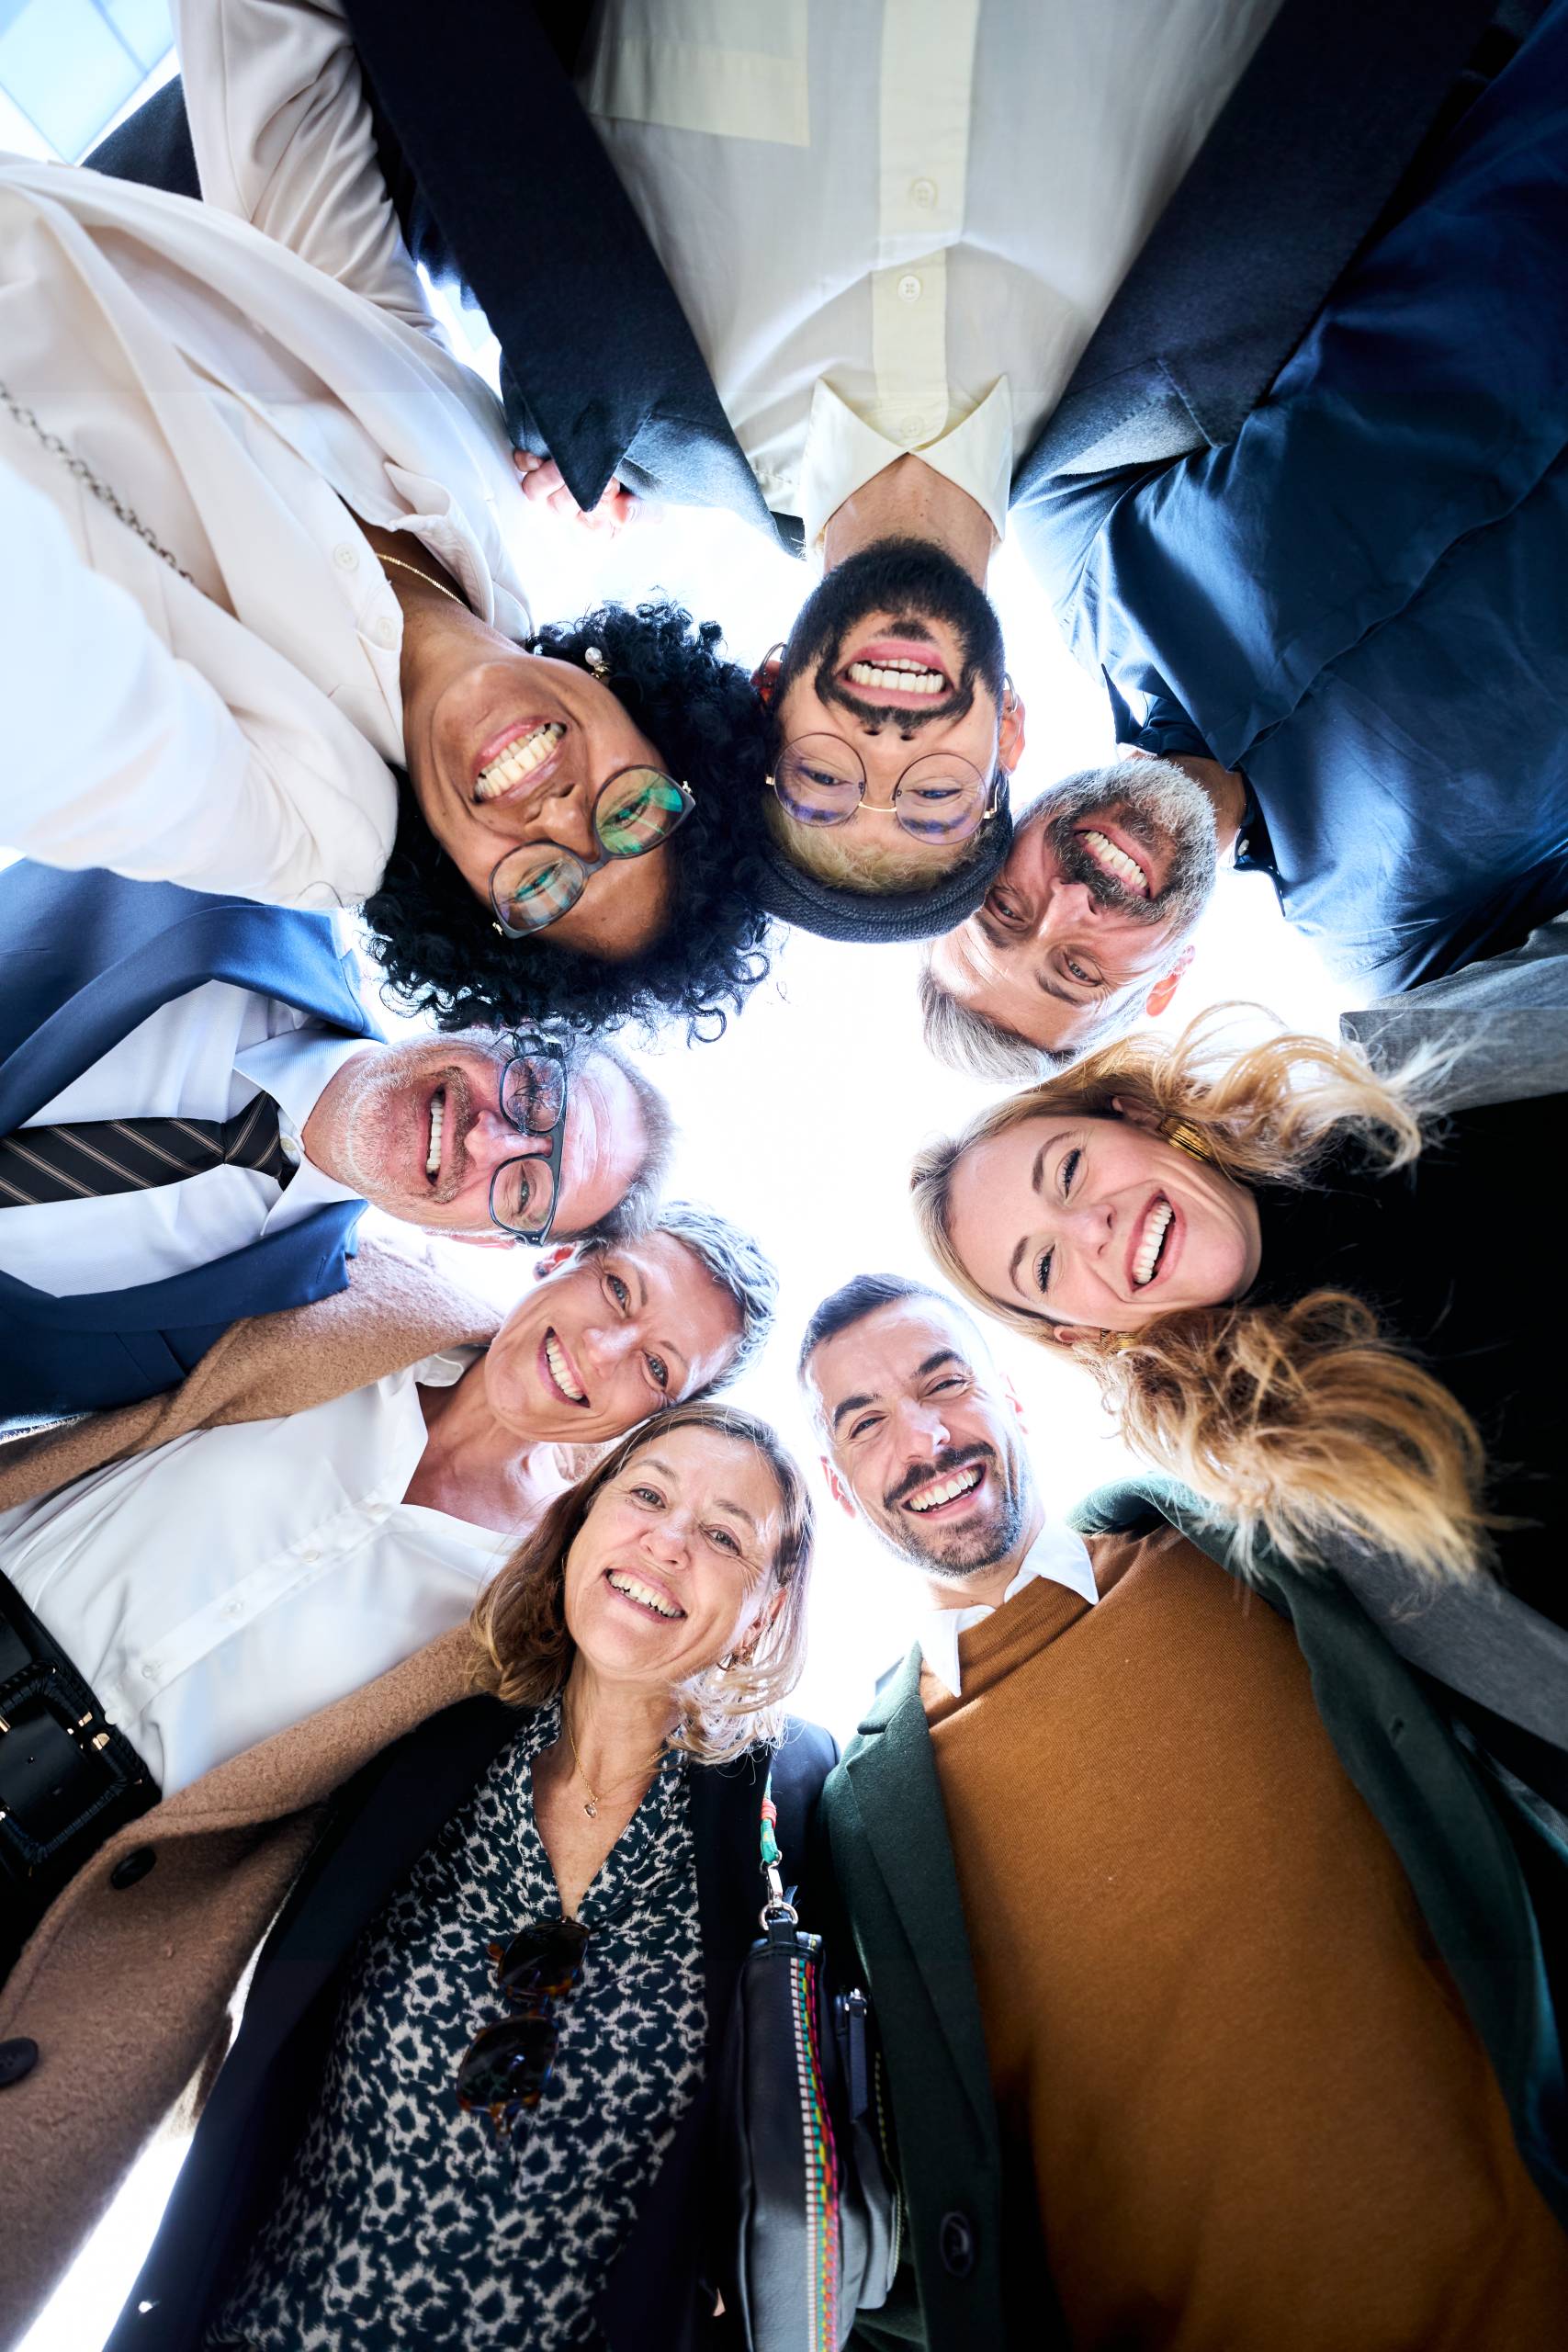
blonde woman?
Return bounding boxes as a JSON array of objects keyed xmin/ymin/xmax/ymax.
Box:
[
  {"xmin": 911, "ymin": 972, "xmax": 1568, "ymax": 1812},
  {"xmin": 3, "ymin": 1404, "xmax": 826, "ymax": 2352}
]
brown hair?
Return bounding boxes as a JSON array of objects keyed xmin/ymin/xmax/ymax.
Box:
[
  {"xmin": 472, "ymin": 1400, "xmax": 815, "ymax": 1767},
  {"xmin": 910, "ymin": 1008, "xmax": 1489, "ymax": 1582}
]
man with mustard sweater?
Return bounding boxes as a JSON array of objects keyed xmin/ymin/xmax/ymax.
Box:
[{"xmin": 799, "ymin": 1274, "xmax": 1568, "ymax": 2351}]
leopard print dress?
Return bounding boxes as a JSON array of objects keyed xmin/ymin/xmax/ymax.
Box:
[{"xmin": 209, "ymin": 1701, "xmax": 706, "ymax": 2350}]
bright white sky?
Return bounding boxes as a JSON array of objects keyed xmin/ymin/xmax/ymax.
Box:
[{"xmin": 17, "ymin": 171, "xmax": 1351, "ymax": 2352}]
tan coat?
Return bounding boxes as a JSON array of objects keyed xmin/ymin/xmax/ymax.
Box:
[
  {"xmin": 0, "ymin": 1243, "xmax": 510, "ymax": 2345},
  {"xmin": 0, "ymin": 1239, "xmax": 502, "ymax": 1512},
  {"xmin": 0, "ymin": 1624, "xmax": 504, "ymax": 2349}
]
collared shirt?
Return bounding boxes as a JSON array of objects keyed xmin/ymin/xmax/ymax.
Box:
[
  {"xmin": 1, "ymin": 0, "xmax": 530, "ymax": 909},
  {"xmin": 581, "ymin": 0, "xmax": 1283, "ymax": 544},
  {"xmin": 0, "ymin": 1348, "xmax": 502, "ymax": 1795},
  {"xmin": 0, "ymin": 987, "xmax": 367, "ymax": 1299},
  {"xmin": 919, "ymin": 1519, "xmax": 1099, "ymax": 1700}
]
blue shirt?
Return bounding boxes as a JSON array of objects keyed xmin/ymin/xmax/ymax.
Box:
[{"xmin": 1010, "ymin": 4, "xmax": 1568, "ymax": 993}]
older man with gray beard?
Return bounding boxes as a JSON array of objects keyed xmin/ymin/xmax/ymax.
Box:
[{"xmin": 919, "ymin": 751, "xmax": 1231, "ymax": 1080}]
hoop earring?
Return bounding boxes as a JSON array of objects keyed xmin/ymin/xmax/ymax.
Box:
[{"xmin": 1157, "ymin": 1116, "xmax": 1217, "ymax": 1167}]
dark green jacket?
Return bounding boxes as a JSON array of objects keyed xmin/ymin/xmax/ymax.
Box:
[{"xmin": 821, "ymin": 1479, "xmax": 1568, "ymax": 2352}]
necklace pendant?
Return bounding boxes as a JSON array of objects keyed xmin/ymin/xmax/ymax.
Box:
[{"xmin": 583, "ymin": 1797, "xmax": 598, "ymax": 1819}]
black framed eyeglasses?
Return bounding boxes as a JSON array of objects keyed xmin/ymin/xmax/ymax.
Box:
[
  {"xmin": 489, "ymin": 770, "xmax": 695, "ymax": 939},
  {"xmin": 767, "ymin": 735, "xmax": 998, "ymax": 845},
  {"xmin": 456, "ymin": 1916, "xmax": 590, "ymax": 2140},
  {"xmin": 488, "ymin": 1032, "xmax": 570, "ymax": 1243}
]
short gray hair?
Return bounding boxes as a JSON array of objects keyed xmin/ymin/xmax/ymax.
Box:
[
  {"xmin": 574, "ymin": 1041, "xmax": 675, "ymax": 1241},
  {"xmin": 917, "ymin": 957, "xmax": 1077, "ymax": 1081},
  {"xmin": 651, "ymin": 1200, "xmax": 779, "ymax": 1389}
]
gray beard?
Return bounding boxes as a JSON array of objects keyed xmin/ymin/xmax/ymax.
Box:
[{"xmin": 1024, "ymin": 757, "xmax": 1219, "ymax": 934}]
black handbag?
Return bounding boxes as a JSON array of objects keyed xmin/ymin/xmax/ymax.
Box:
[{"xmin": 716, "ymin": 1767, "xmax": 899, "ymax": 2351}]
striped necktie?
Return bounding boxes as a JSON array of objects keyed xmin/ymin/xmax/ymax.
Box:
[{"xmin": 0, "ymin": 1095, "xmax": 293, "ymax": 1207}]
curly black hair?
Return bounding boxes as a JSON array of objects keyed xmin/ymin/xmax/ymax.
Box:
[{"xmin": 360, "ymin": 601, "xmax": 778, "ymax": 1043}]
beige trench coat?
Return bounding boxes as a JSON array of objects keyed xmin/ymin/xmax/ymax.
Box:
[
  {"xmin": 0, "ymin": 1245, "xmax": 509, "ymax": 2344},
  {"xmin": 0, "ymin": 1625, "xmax": 504, "ymax": 2348}
]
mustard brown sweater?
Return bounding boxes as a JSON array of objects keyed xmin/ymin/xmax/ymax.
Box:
[{"xmin": 919, "ymin": 1526, "xmax": 1568, "ymax": 2350}]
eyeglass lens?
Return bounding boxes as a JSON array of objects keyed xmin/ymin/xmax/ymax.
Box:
[
  {"xmin": 489, "ymin": 1048, "xmax": 566, "ymax": 1238},
  {"xmin": 773, "ymin": 737, "xmax": 987, "ymax": 842},
  {"xmin": 491, "ymin": 771, "xmax": 691, "ymax": 935}
]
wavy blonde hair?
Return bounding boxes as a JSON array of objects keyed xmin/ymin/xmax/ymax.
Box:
[
  {"xmin": 910, "ymin": 1008, "xmax": 1489, "ymax": 1582},
  {"xmin": 471, "ymin": 1401, "xmax": 815, "ymax": 1767}
]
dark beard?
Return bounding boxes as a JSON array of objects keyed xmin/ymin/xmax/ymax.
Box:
[
  {"xmin": 875, "ymin": 1442, "xmax": 1030, "ymax": 1576},
  {"xmin": 1030, "ymin": 761, "xmax": 1219, "ymax": 933},
  {"xmin": 774, "ymin": 537, "xmax": 1006, "ymax": 736}
]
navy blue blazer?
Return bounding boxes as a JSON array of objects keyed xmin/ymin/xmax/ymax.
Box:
[
  {"xmin": 0, "ymin": 864, "xmax": 382, "ymax": 1417},
  {"xmin": 1010, "ymin": 5, "xmax": 1568, "ymax": 994},
  {"xmin": 88, "ymin": 0, "xmax": 1531, "ymax": 546}
]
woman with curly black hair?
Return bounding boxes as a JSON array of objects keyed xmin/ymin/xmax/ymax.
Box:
[
  {"xmin": 361, "ymin": 589, "xmax": 776, "ymax": 1040},
  {"xmin": 5, "ymin": 8, "xmax": 778, "ymax": 1042}
]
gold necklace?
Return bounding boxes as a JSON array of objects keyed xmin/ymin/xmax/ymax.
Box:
[
  {"xmin": 378, "ymin": 549, "xmax": 469, "ymax": 612},
  {"xmin": 563, "ymin": 1703, "xmax": 666, "ymax": 1821}
]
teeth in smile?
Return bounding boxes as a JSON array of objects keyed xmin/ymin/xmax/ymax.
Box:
[
  {"xmin": 908, "ymin": 1464, "xmax": 983, "ymax": 1512},
  {"xmin": 607, "ymin": 1571, "xmax": 682, "ymax": 1619},
  {"xmin": 425, "ymin": 1089, "xmax": 445, "ymax": 1179},
  {"xmin": 846, "ymin": 661, "xmax": 946, "ymax": 695},
  {"xmin": 545, "ymin": 1333, "xmax": 585, "ymax": 1402},
  {"xmin": 475, "ymin": 722, "xmax": 566, "ymax": 801},
  {"xmin": 1081, "ymin": 828, "xmax": 1149, "ymax": 897},
  {"xmin": 1132, "ymin": 1201, "xmax": 1174, "ymax": 1287}
]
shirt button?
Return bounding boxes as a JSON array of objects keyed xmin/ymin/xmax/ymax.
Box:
[
  {"xmin": 299, "ymin": 1545, "xmax": 321, "ymax": 1565},
  {"xmin": 0, "ymin": 2038, "xmax": 39, "ymax": 2088},
  {"xmin": 898, "ymin": 414, "xmax": 931, "ymax": 443},
  {"xmin": 897, "ymin": 272, "xmax": 922, "ymax": 302},
  {"xmin": 141, "ymin": 1663, "xmax": 160, "ymax": 1681},
  {"xmin": 333, "ymin": 542, "xmax": 359, "ymax": 571},
  {"xmin": 371, "ymin": 613, "xmax": 400, "ymax": 650},
  {"xmin": 222, "ymin": 1600, "xmax": 243, "ymax": 1620},
  {"xmin": 910, "ymin": 176, "xmax": 936, "ymax": 209}
]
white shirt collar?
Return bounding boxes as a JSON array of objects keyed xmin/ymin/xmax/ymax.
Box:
[
  {"xmin": 798, "ymin": 377, "xmax": 1014, "ymax": 552},
  {"xmin": 233, "ymin": 1026, "xmax": 373, "ymax": 1224},
  {"xmin": 918, "ymin": 1519, "xmax": 1098, "ymax": 1702}
]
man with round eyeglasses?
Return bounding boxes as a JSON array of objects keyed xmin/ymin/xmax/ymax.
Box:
[
  {"xmin": 281, "ymin": 1026, "xmax": 667, "ymax": 1251},
  {"xmin": 0, "ymin": 860, "xmax": 673, "ymax": 1419}
]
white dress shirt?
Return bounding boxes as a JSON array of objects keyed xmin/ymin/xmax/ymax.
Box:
[
  {"xmin": 919, "ymin": 1518, "xmax": 1099, "ymax": 1701},
  {"xmin": 0, "ymin": 0, "xmax": 530, "ymax": 907},
  {"xmin": 0, "ymin": 983, "xmax": 367, "ymax": 1298},
  {"xmin": 0, "ymin": 1351, "xmax": 506, "ymax": 1795},
  {"xmin": 581, "ymin": 0, "xmax": 1283, "ymax": 543}
]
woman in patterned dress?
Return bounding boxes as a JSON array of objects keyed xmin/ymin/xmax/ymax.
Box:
[{"xmin": 102, "ymin": 1402, "xmax": 833, "ymax": 2352}]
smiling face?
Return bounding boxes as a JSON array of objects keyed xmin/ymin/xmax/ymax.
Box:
[
  {"xmin": 302, "ymin": 1033, "xmax": 649, "ymax": 1240},
  {"xmin": 400, "ymin": 617, "xmax": 678, "ymax": 961},
  {"xmin": 561, "ymin": 1422, "xmax": 786, "ymax": 1690},
  {"xmin": 769, "ymin": 539, "xmax": 1016, "ymax": 885},
  {"xmin": 806, "ymin": 1297, "xmax": 1037, "ymax": 1593},
  {"xmin": 482, "ymin": 1232, "xmax": 744, "ymax": 1443},
  {"xmin": 928, "ymin": 762, "xmax": 1218, "ymax": 1052},
  {"xmin": 943, "ymin": 1111, "xmax": 1262, "ymax": 1337}
]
